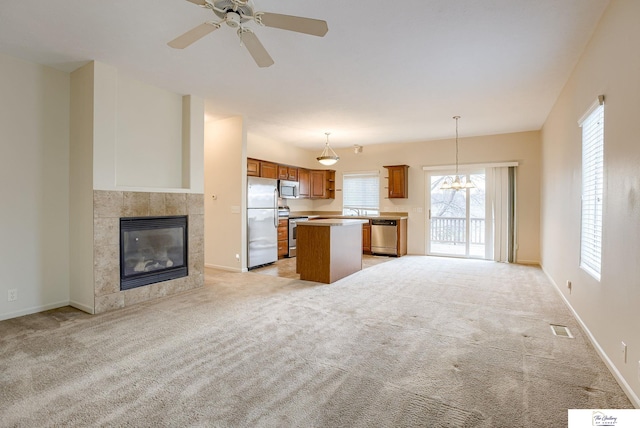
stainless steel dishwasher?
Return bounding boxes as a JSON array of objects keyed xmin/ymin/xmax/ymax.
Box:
[{"xmin": 371, "ymin": 219, "xmax": 398, "ymax": 255}]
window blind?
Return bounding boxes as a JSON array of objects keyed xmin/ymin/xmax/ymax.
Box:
[
  {"xmin": 579, "ymin": 98, "xmax": 604, "ymax": 280},
  {"xmin": 343, "ymin": 172, "xmax": 379, "ymax": 210}
]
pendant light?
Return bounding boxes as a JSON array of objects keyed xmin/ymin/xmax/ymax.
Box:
[
  {"xmin": 440, "ymin": 116, "xmax": 475, "ymax": 191},
  {"xmin": 317, "ymin": 132, "xmax": 339, "ymax": 166}
]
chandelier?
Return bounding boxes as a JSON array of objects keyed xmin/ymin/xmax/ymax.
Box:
[
  {"xmin": 317, "ymin": 132, "xmax": 339, "ymax": 166},
  {"xmin": 440, "ymin": 116, "xmax": 475, "ymax": 190}
]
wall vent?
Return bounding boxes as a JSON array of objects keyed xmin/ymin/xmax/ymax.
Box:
[{"xmin": 550, "ymin": 324, "xmax": 574, "ymax": 338}]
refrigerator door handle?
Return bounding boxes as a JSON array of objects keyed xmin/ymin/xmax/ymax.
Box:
[{"xmin": 273, "ymin": 189, "xmax": 279, "ymax": 228}]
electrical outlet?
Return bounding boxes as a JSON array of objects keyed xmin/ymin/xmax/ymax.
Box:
[
  {"xmin": 8, "ymin": 289, "xmax": 17, "ymax": 302},
  {"xmin": 621, "ymin": 341, "xmax": 627, "ymax": 363}
]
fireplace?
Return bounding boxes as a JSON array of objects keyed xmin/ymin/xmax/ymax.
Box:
[{"xmin": 120, "ymin": 216, "xmax": 188, "ymax": 291}]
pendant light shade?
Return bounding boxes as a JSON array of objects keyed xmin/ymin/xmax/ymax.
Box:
[
  {"xmin": 317, "ymin": 132, "xmax": 339, "ymax": 166},
  {"xmin": 440, "ymin": 116, "xmax": 475, "ymax": 191}
]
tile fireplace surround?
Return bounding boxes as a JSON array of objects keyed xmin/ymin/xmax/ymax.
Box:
[{"xmin": 93, "ymin": 190, "xmax": 204, "ymax": 314}]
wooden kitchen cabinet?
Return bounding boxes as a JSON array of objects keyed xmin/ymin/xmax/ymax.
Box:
[
  {"xmin": 278, "ymin": 218, "xmax": 288, "ymax": 259},
  {"xmin": 384, "ymin": 165, "xmax": 409, "ymax": 199},
  {"xmin": 247, "ymin": 158, "xmax": 260, "ymax": 176},
  {"xmin": 260, "ymin": 161, "xmax": 278, "ymax": 179},
  {"xmin": 397, "ymin": 218, "xmax": 408, "ymax": 256},
  {"xmin": 278, "ymin": 165, "xmax": 298, "ymax": 181},
  {"xmin": 287, "ymin": 167, "xmax": 298, "ymax": 181},
  {"xmin": 278, "ymin": 165, "xmax": 288, "ymax": 180},
  {"xmin": 310, "ymin": 169, "xmax": 335, "ymax": 199},
  {"xmin": 362, "ymin": 220, "xmax": 371, "ymax": 254},
  {"xmin": 298, "ymin": 168, "xmax": 310, "ymax": 198}
]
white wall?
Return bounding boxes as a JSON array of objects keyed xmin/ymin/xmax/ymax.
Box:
[
  {"xmin": 115, "ymin": 73, "xmax": 183, "ymax": 188},
  {"xmin": 0, "ymin": 53, "xmax": 70, "ymax": 320},
  {"xmin": 69, "ymin": 62, "xmax": 96, "ymax": 313},
  {"xmin": 205, "ymin": 116, "xmax": 246, "ymax": 271},
  {"xmin": 93, "ymin": 62, "xmax": 204, "ymax": 193},
  {"xmin": 541, "ymin": 0, "xmax": 640, "ymax": 406},
  {"xmin": 248, "ymin": 132, "xmax": 319, "ymax": 169}
]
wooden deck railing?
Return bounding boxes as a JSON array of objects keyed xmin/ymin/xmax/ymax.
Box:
[{"xmin": 430, "ymin": 217, "xmax": 485, "ymax": 244}]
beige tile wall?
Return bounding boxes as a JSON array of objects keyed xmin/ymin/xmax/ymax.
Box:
[{"xmin": 93, "ymin": 190, "xmax": 205, "ymax": 314}]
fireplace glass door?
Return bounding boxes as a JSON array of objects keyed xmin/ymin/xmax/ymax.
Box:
[{"xmin": 120, "ymin": 216, "xmax": 188, "ymax": 290}]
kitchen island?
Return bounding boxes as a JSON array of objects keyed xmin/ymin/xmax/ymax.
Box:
[{"xmin": 296, "ymin": 219, "xmax": 369, "ymax": 284}]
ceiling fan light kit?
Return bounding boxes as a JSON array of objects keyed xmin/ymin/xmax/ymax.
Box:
[{"xmin": 169, "ymin": 0, "xmax": 328, "ymax": 68}]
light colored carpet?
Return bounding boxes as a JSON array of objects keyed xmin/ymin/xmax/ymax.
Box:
[{"xmin": 0, "ymin": 256, "xmax": 632, "ymax": 427}]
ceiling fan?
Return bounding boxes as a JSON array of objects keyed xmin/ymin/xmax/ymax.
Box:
[{"xmin": 168, "ymin": 0, "xmax": 328, "ymax": 68}]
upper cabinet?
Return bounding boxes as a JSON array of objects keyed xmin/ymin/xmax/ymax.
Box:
[
  {"xmin": 384, "ymin": 165, "xmax": 409, "ymax": 199},
  {"xmin": 298, "ymin": 168, "xmax": 310, "ymax": 198},
  {"xmin": 278, "ymin": 165, "xmax": 298, "ymax": 181},
  {"xmin": 247, "ymin": 158, "xmax": 278, "ymax": 179},
  {"xmin": 246, "ymin": 158, "xmax": 333, "ymax": 199},
  {"xmin": 247, "ymin": 158, "xmax": 260, "ymax": 177},
  {"xmin": 260, "ymin": 161, "xmax": 278, "ymax": 179},
  {"xmin": 310, "ymin": 169, "xmax": 335, "ymax": 199}
]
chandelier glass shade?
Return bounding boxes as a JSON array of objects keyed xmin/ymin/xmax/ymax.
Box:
[
  {"xmin": 317, "ymin": 132, "xmax": 339, "ymax": 166},
  {"xmin": 440, "ymin": 116, "xmax": 475, "ymax": 191}
]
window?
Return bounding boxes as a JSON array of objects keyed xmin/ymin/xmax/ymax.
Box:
[
  {"xmin": 579, "ymin": 96, "xmax": 604, "ymax": 280},
  {"xmin": 342, "ymin": 171, "xmax": 380, "ymax": 216}
]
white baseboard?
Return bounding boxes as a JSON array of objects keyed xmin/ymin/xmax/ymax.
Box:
[
  {"xmin": 205, "ymin": 263, "xmax": 244, "ymax": 273},
  {"xmin": 541, "ymin": 265, "xmax": 640, "ymax": 408},
  {"xmin": 69, "ymin": 300, "xmax": 95, "ymax": 315},
  {"xmin": 0, "ymin": 300, "xmax": 70, "ymax": 322},
  {"xmin": 516, "ymin": 259, "xmax": 541, "ymax": 266}
]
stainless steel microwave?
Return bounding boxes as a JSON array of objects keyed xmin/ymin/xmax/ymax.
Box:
[{"xmin": 279, "ymin": 180, "xmax": 299, "ymax": 199}]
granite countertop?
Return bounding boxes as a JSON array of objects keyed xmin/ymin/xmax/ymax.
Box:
[{"xmin": 299, "ymin": 218, "xmax": 369, "ymax": 227}]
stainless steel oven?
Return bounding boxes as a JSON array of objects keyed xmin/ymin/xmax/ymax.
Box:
[{"xmin": 288, "ymin": 216, "xmax": 308, "ymax": 257}]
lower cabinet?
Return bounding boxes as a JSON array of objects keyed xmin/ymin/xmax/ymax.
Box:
[
  {"xmin": 278, "ymin": 219, "xmax": 288, "ymax": 259},
  {"xmin": 362, "ymin": 221, "xmax": 371, "ymax": 254}
]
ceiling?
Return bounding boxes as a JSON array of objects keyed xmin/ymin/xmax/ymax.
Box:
[{"xmin": 0, "ymin": 0, "xmax": 609, "ymax": 149}]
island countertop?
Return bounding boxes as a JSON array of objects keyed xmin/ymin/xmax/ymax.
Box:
[
  {"xmin": 300, "ymin": 219, "xmax": 369, "ymax": 227},
  {"xmin": 290, "ymin": 212, "xmax": 408, "ymax": 221}
]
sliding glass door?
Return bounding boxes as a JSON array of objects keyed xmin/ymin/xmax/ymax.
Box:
[{"xmin": 428, "ymin": 172, "xmax": 486, "ymax": 258}]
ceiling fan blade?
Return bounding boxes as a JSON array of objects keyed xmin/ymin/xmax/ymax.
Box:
[
  {"xmin": 186, "ymin": 0, "xmax": 207, "ymax": 5},
  {"xmin": 168, "ymin": 23, "xmax": 219, "ymax": 49},
  {"xmin": 258, "ymin": 13, "xmax": 328, "ymax": 37},
  {"xmin": 238, "ymin": 29, "xmax": 274, "ymax": 68}
]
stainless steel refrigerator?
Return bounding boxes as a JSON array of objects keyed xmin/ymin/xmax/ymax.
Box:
[{"xmin": 247, "ymin": 176, "xmax": 279, "ymax": 269}]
